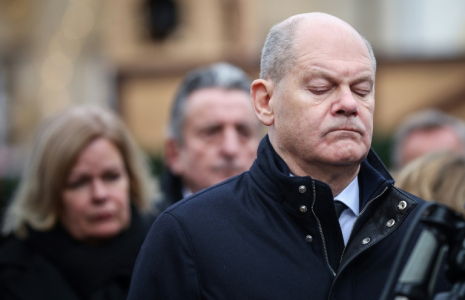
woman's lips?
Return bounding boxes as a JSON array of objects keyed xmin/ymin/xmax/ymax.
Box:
[{"xmin": 90, "ymin": 211, "xmax": 115, "ymax": 221}]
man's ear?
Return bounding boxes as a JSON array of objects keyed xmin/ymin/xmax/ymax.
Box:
[
  {"xmin": 164, "ymin": 138, "xmax": 183, "ymax": 176},
  {"xmin": 251, "ymin": 79, "xmax": 275, "ymax": 126}
]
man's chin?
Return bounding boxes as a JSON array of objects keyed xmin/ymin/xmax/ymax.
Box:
[
  {"xmin": 334, "ymin": 152, "xmax": 368, "ymax": 165},
  {"xmin": 322, "ymin": 147, "xmax": 368, "ymax": 165}
]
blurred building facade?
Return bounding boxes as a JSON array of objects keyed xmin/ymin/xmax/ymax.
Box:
[{"xmin": 1, "ymin": 0, "xmax": 465, "ymax": 177}]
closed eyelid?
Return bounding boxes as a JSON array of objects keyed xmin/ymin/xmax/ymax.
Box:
[
  {"xmin": 306, "ymin": 78, "xmax": 333, "ymax": 91},
  {"xmin": 351, "ymin": 82, "xmax": 374, "ymax": 93}
]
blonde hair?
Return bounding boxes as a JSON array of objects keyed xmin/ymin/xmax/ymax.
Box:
[
  {"xmin": 2, "ymin": 105, "xmax": 155, "ymax": 237},
  {"xmin": 396, "ymin": 151, "xmax": 465, "ymax": 215}
]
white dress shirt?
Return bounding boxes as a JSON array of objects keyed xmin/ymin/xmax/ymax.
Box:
[{"xmin": 334, "ymin": 176, "xmax": 360, "ymax": 246}]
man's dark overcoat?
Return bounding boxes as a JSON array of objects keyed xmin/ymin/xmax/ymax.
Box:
[{"xmin": 128, "ymin": 136, "xmax": 449, "ymax": 300}]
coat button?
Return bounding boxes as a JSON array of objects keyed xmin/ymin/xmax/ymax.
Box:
[
  {"xmin": 362, "ymin": 237, "xmax": 370, "ymax": 245},
  {"xmin": 299, "ymin": 185, "xmax": 306, "ymax": 193},
  {"xmin": 300, "ymin": 205, "xmax": 307, "ymax": 213},
  {"xmin": 398, "ymin": 201, "xmax": 407, "ymax": 210},
  {"xmin": 386, "ymin": 219, "xmax": 395, "ymax": 227},
  {"xmin": 305, "ymin": 235, "xmax": 313, "ymax": 243}
]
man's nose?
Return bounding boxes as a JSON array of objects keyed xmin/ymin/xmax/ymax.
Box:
[
  {"xmin": 220, "ymin": 128, "xmax": 241, "ymax": 157},
  {"xmin": 332, "ymin": 87, "xmax": 359, "ymax": 117}
]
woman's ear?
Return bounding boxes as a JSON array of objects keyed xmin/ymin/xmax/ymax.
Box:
[{"xmin": 251, "ymin": 79, "xmax": 275, "ymax": 126}]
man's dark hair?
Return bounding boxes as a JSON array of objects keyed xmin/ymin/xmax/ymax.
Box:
[{"xmin": 168, "ymin": 62, "xmax": 252, "ymax": 143}]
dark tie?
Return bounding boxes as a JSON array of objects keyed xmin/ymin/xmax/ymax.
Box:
[{"xmin": 334, "ymin": 200, "xmax": 348, "ymax": 219}]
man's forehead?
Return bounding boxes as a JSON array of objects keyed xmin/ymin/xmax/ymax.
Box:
[
  {"xmin": 290, "ymin": 29, "xmax": 373, "ymax": 79},
  {"xmin": 183, "ymin": 89, "xmax": 257, "ymax": 124},
  {"xmin": 188, "ymin": 87, "xmax": 249, "ymax": 99},
  {"xmin": 185, "ymin": 87, "xmax": 248, "ymax": 109},
  {"xmin": 298, "ymin": 62, "xmax": 375, "ymax": 81},
  {"xmin": 296, "ymin": 36, "xmax": 369, "ymax": 59},
  {"xmin": 295, "ymin": 13, "xmax": 361, "ymax": 38},
  {"xmin": 294, "ymin": 16, "xmax": 370, "ymax": 58}
]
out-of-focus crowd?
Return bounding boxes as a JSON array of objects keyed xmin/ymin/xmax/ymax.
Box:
[{"xmin": 0, "ymin": 62, "xmax": 263, "ymax": 299}]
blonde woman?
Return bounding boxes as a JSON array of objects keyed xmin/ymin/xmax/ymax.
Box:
[
  {"xmin": 0, "ymin": 105, "xmax": 156, "ymax": 300},
  {"xmin": 396, "ymin": 151, "xmax": 465, "ymax": 215}
]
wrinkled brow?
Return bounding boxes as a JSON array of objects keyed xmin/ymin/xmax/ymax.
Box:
[{"xmin": 302, "ymin": 68, "xmax": 375, "ymax": 86}]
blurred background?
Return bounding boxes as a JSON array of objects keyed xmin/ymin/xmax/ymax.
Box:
[{"xmin": 1, "ymin": 0, "xmax": 465, "ymax": 204}]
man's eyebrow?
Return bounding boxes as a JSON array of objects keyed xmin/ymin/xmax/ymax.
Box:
[
  {"xmin": 199, "ymin": 123, "xmax": 223, "ymax": 129},
  {"xmin": 351, "ymin": 75, "xmax": 375, "ymax": 86},
  {"xmin": 302, "ymin": 68, "xmax": 334, "ymax": 81},
  {"xmin": 302, "ymin": 68, "xmax": 375, "ymax": 85}
]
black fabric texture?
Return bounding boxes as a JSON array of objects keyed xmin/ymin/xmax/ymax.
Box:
[
  {"xmin": 0, "ymin": 206, "xmax": 154, "ymax": 300},
  {"xmin": 154, "ymin": 168, "xmax": 184, "ymax": 216}
]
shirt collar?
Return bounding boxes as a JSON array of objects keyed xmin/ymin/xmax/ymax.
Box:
[
  {"xmin": 334, "ymin": 176, "xmax": 360, "ymax": 216},
  {"xmin": 289, "ymin": 173, "xmax": 360, "ymax": 216}
]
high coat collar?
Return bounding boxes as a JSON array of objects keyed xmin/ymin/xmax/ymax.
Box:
[{"xmin": 249, "ymin": 135, "xmax": 394, "ymax": 212}]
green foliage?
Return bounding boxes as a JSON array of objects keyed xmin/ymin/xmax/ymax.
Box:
[
  {"xmin": 147, "ymin": 154, "xmax": 164, "ymax": 177},
  {"xmin": 371, "ymin": 134, "xmax": 394, "ymax": 170}
]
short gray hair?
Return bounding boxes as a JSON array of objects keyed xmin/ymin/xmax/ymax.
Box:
[
  {"xmin": 168, "ymin": 62, "xmax": 252, "ymax": 143},
  {"xmin": 361, "ymin": 35, "xmax": 377, "ymax": 74},
  {"xmin": 260, "ymin": 17, "xmax": 302, "ymax": 82},
  {"xmin": 392, "ymin": 109, "xmax": 465, "ymax": 170},
  {"xmin": 260, "ymin": 16, "xmax": 377, "ymax": 82}
]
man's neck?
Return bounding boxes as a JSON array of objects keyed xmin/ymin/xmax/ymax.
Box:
[
  {"xmin": 268, "ymin": 134, "xmax": 363, "ymax": 196},
  {"xmin": 290, "ymin": 161, "xmax": 360, "ymax": 197},
  {"xmin": 273, "ymin": 146, "xmax": 360, "ymax": 196}
]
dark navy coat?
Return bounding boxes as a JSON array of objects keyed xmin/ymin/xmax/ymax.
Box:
[{"xmin": 128, "ymin": 136, "xmax": 448, "ymax": 300}]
